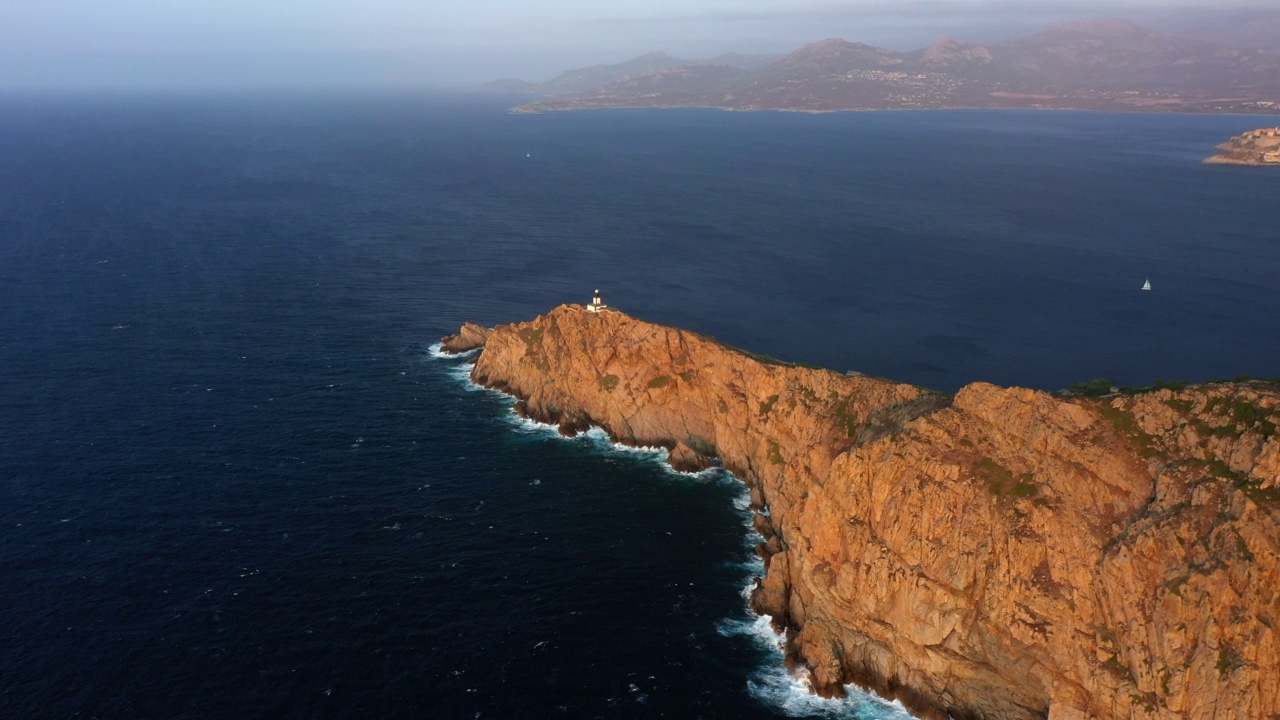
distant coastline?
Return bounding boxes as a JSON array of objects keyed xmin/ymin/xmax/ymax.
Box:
[
  {"xmin": 490, "ymin": 18, "xmax": 1280, "ymax": 118},
  {"xmin": 511, "ymin": 100, "xmax": 1280, "ymax": 116}
]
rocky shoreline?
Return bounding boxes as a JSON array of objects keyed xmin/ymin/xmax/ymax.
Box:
[
  {"xmin": 443, "ymin": 304, "xmax": 1280, "ymax": 720},
  {"xmin": 1204, "ymin": 127, "xmax": 1280, "ymax": 165}
]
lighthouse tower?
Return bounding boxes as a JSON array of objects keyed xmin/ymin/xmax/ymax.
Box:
[{"xmin": 587, "ymin": 289, "xmax": 608, "ymax": 313}]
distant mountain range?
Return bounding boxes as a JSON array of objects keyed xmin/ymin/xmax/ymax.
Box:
[{"xmin": 484, "ymin": 19, "xmax": 1280, "ymax": 115}]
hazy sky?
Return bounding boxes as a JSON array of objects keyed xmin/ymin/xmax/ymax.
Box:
[{"xmin": 0, "ymin": 1, "xmax": 1272, "ymax": 88}]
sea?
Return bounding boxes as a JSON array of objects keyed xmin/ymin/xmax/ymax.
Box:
[{"xmin": 2, "ymin": 91, "xmax": 1278, "ymax": 719}]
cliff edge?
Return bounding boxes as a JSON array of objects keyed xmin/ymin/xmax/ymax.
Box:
[{"xmin": 449, "ymin": 304, "xmax": 1280, "ymax": 720}]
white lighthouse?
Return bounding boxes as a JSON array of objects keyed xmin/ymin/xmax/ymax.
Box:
[{"xmin": 587, "ymin": 289, "xmax": 608, "ymax": 313}]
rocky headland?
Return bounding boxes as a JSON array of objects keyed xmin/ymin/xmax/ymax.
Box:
[
  {"xmin": 439, "ymin": 321, "xmax": 492, "ymax": 354},
  {"xmin": 1205, "ymin": 128, "xmax": 1280, "ymax": 165},
  {"xmin": 443, "ymin": 304, "xmax": 1280, "ymax": 720}
]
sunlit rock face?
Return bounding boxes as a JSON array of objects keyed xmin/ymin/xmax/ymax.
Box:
[{"xmin": 458, "ymin": 304, "xmax": 1280, "ymax": 720}]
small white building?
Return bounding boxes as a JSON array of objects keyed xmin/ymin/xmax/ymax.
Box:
[{"xmin": 587, "ymin": 289, "xmax": 609, "ymax": 313}]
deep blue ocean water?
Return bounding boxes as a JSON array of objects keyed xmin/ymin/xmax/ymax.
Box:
[{"xmin": 1, "ymin": 91, "xmax": 1278, "ymax": 719}]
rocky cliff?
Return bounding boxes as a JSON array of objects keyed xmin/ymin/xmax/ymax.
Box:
[
  {"xmin": 445, "ymin": 304, "xmax": 1280, "ymax": 720},
  {"xmin": 439, "ymin": 321, "xmax": 492, "ymax": 354}
]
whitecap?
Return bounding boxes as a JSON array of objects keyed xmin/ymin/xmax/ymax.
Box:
[
  {"xmin": 504, "ymin": 412, "xmax": 562, "ymax": 438},
  {"xmin": 443, "ymin": 362, "xmax": 491, "ymax": 394},
  {"xmin": 578, "ymin": 427, "xmax": 668, "ymax": 462},
  {"xmin": 672, "ymin": 464, "xmax": 726, "ymax": 481},
  {"xmin": 715, "ymin": 474, "xmax": 918, "ymax": 719}
]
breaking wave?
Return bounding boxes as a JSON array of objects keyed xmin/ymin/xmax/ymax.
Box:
[
  {"xmin": 716, "ymin": 458, "xmax": 918, "ymax": 718},
  {"xmin": 430, "ymin": 350, "xmax": 721, "ymax": 481},
  {"xmin": 427, "ymin": 341, "xmax": 479, "ymax": 360},
  {"xmin": 716, "ymin": 608, "xmax": 916, "ymax": 719}
]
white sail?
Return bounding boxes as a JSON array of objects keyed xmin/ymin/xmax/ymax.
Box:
[{"xmin": 1142, "ymin": 278, "xmax": 1152, "ymax": 291}]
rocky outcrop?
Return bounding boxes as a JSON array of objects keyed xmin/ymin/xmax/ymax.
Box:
[
  {"xmin": 1205, "ymin": 127, "xmax": 1280, "ymax": 165},
  {"xmin": 455, "ymin": 304, "xmax": 1280, "ymax": 720},
  {"xmin": 440, "ymin": 321, "xmax": 493, "ymax": 354}
]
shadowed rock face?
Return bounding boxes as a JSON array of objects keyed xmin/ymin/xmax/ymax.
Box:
[{"xmin": 457, "ymin": 304, "xmax": 1280, "ymax": 720}]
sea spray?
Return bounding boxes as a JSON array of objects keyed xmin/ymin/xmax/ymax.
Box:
[
  {"xmin": 427, "ymin": 341, "xmax": 480, "ymax": 360},
  {"xmin": 716, "ymin": 593, "xmax": 917, "ymax": 719},
  {"xmin": 716, "ymin": 460, "xmax": 916, "ymax": 718},
  {"xmin": 432, "ymin": 349, "xmax": 722, "ymax": 480}
]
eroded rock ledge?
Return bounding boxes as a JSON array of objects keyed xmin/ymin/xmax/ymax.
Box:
[
  {"xmin": 440, "ymin": 321, "xmax": 493, "ymax": 354},
  {"xmin": 447, "ymin": 304, "xmax": 1280, "ymax": 720}
]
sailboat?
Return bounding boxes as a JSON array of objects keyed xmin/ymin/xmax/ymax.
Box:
[{"xmin": 1141, "ymin": 278, "xmax": 1152, "ymax": 291}]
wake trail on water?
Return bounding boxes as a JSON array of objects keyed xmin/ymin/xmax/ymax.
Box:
[{"xmin": 429, "ymin": 347, "xmax": 917, "ymax": 719}]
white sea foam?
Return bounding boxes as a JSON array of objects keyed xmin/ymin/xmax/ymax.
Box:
[
  {"xmin": 576, "ymin": 429, "xmax": 729, "ymax": 482},
  {"xmin": 727, "ymin": 553, "xmax": 764, "ymax": 570},
  {"xmin": 429, "ymin": 342, "xmax": 488, "ymax": 394},
  {"xmin": 578, "ymin": 427, "xmax": 669, "ymax": 463},
  {"xmin": 427, "ymin": 341, "xmax": 479, "ymax": 360},
  {"xmin": 717, "ymin": 609, "xmax": 917, "ymax": 719},
  {"xmin": 718, "ymin": 473, "xmax": 918, "ymax": 719},
  {"xmin": 505, "ymin": 412, "xmax": 562, "ymax": 438},
  {"xmin": 431, "ymin": 350, "xmax": 725, "ymax": 480},
  {"xmin": 729, "ymin": 488, "xmax": 767, "ymax": 553},
  {"xmin": 443, "ymin": 361, "xmax": 487, "ymax": 393},
  {"xmin": 748, "ymin": 662, "xmax": 917, "ymax": 719}
]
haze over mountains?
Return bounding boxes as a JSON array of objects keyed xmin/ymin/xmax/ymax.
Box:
[
  {"xmin": 486, "ymin": 19, "xmax": 1280, "ymax": 115},
  {"xmin": 482, "ymin": 51, "xmax": 784, "ymax": 95}
]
